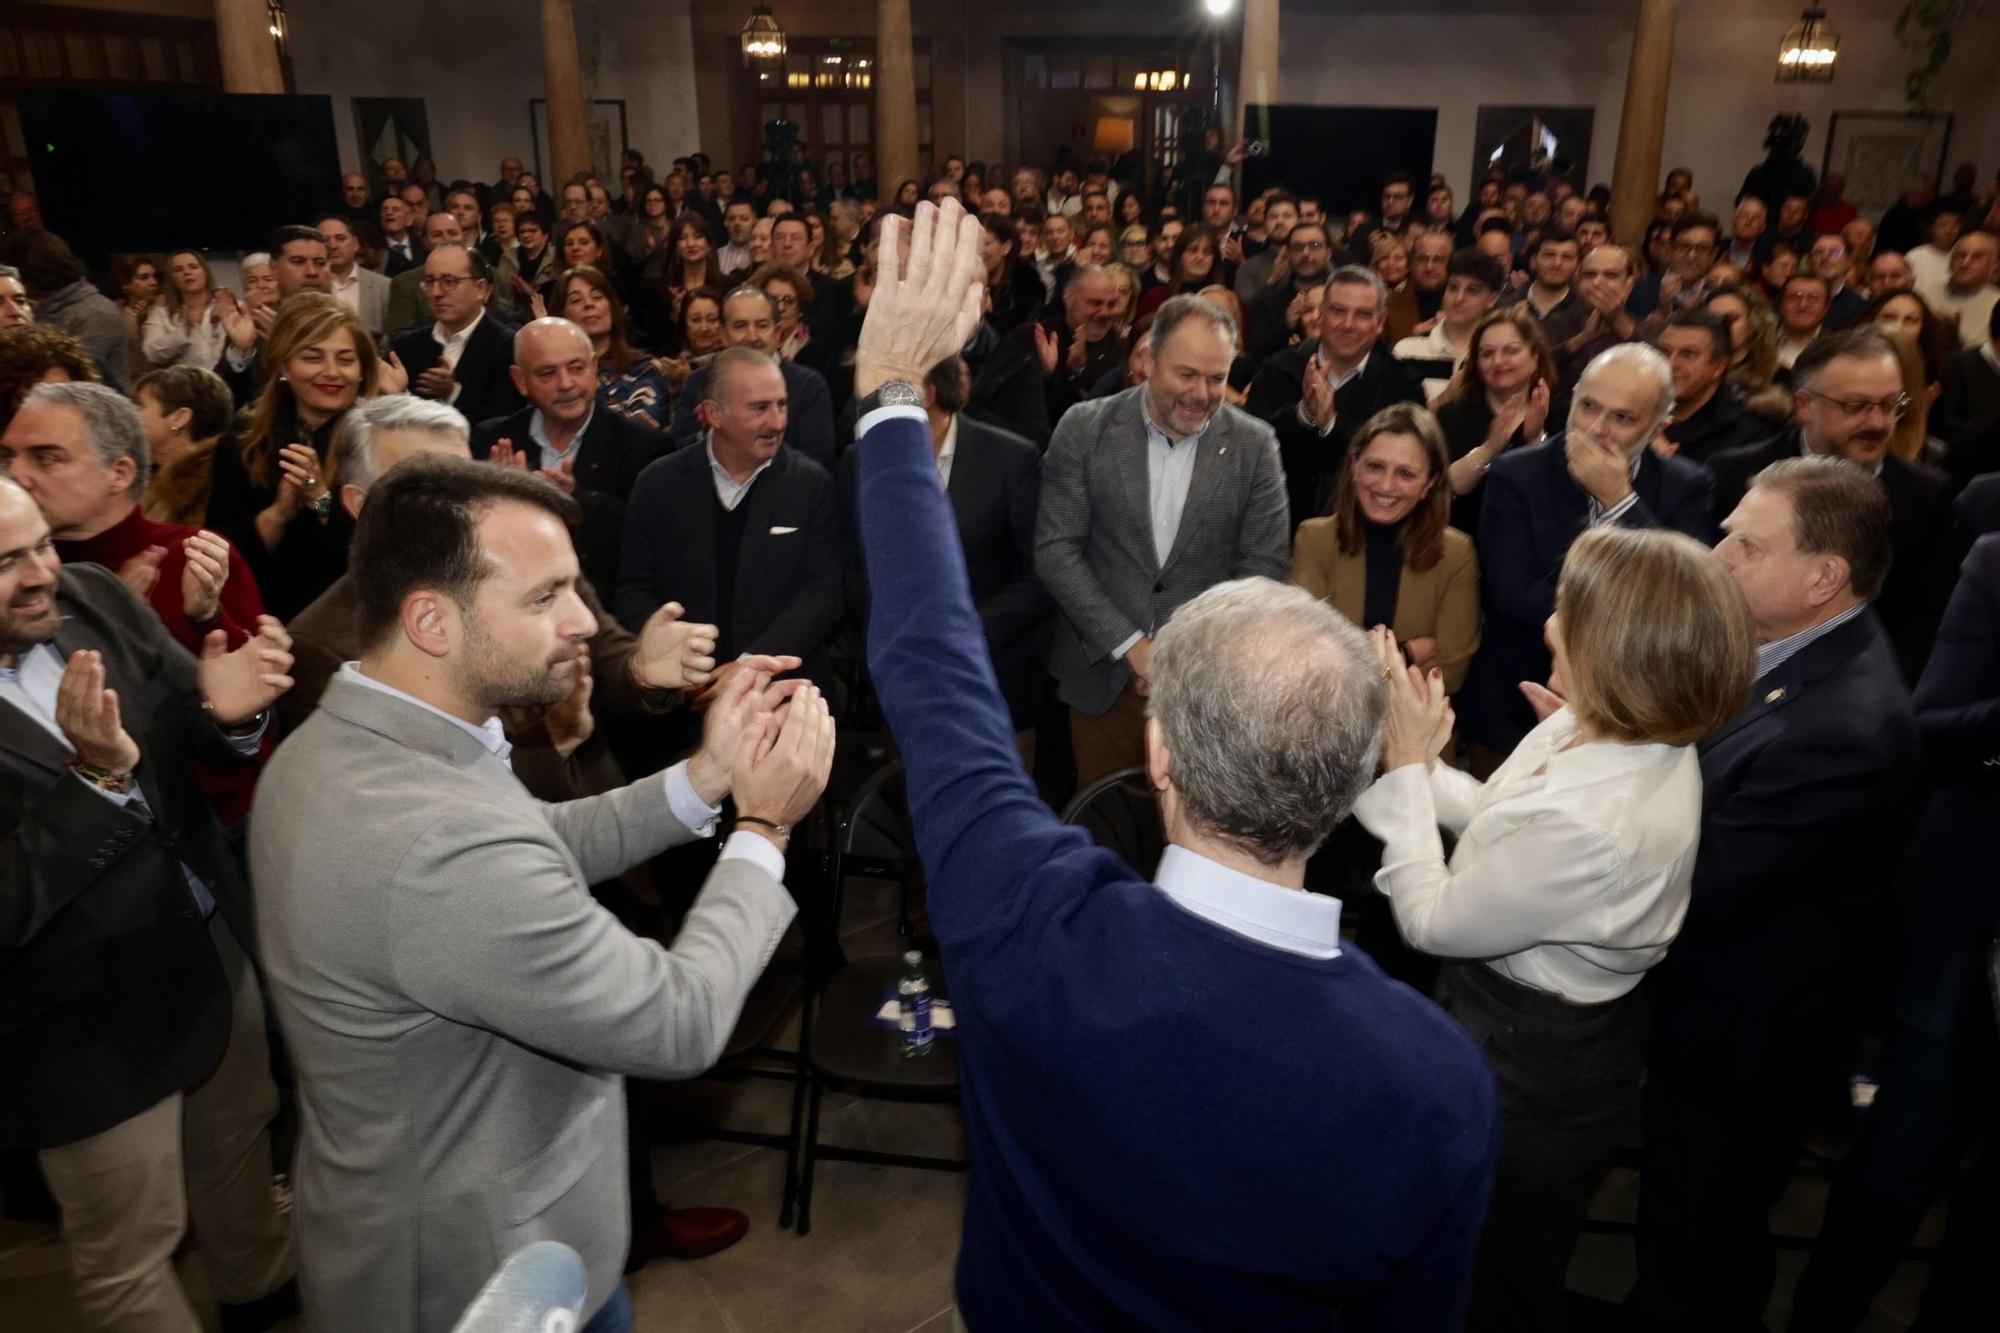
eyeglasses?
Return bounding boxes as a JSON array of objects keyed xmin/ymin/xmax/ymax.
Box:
[
  {"xmin": 1671, "ymin": 241, "xmax": 1716, "ymax": 256},
  {"xmin": 768, "ymin": 293, "xmax": 798, "ymax": 309},
  {"xmin": 1289, "ymin": 239, "xmax": 1329, "ymax": 252},
  {"xmin": 419, "ymin": 275, "xmax": 478, "ymax": 291},
  {"xmin": 1802, "ymin": 389, "xmax": 1912, "ymax": 420}
]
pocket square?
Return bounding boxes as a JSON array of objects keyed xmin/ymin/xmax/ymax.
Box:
[{"xmin": 769, "ymin": 525, "xmax": 798, "ymax": 535}]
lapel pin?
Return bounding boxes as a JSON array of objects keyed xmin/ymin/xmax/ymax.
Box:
[
  {"xmin": 1217, "ymin": 446, "xmax": 1227, "ymax": 456},
  {"xmin": 1764, "ymin": 687, "xmax": 1786, "ymax": 704}
]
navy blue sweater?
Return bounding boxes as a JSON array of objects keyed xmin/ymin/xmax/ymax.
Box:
[{"xmin": 856, "ymin": 408, "xmax": 1500, "ymax": 1331}]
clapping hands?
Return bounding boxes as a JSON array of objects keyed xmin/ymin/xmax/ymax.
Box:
[{"xmin": 1370, "ymin": 626, "xmax": 1454, "ymax": 772}]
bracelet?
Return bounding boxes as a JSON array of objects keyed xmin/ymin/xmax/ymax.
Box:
[
  {"xmin": 70, "ymin": 759, "xmax": 136, "ymax": 794},
  {"xmin": 734, "ymin": 814, "xmax": 792, "ymax": 837}
]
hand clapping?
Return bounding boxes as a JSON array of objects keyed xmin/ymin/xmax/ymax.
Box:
[{"xmin": 1370, "ymin": 626, "xmax": 1453, "ymax": 772}]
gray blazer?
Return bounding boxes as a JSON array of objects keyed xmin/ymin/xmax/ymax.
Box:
[
  {"xmin": 251, "ymin": 672, "xmax": 794, "ymax": 1331},
  {"xmin": 1034, "ymin": 387, "xmax": 1292, "ymax": 715},
  {"xmin": 349, "ymin": 265, "xmax": 391, "ymax": 337}
]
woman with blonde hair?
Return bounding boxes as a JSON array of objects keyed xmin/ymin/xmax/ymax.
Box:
[
  {"xmin": 205, "ymin": 293, "xmax": 378, "ymax": 617},
  {"xmin": 141, "ymin": 249, "xmax": 227, "ymax": 368},
  {"xmin": 1699, "ymin": 283, "xmax": 1789, "ymax": 425},
  {"xmin": 1356, "ymin": 523, "xmax": 1756, "ymax": 1333},
  {"xmin": 1292, "ymin": 401, "xmax": 1480, "ymax": 692}
]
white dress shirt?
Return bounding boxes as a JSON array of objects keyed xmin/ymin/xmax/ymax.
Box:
[
  {"xmin": 1352, "ymin": 708, "xmax": 1702, "ymax": 1003},
  {"xmin": 934, "ymin": 415, "xmax": 959, "ymax": 489},
  {"xmin": 1154, "ymin": 844, "xmax": 1343, "ymax": 960},
  {"xmin": 339, "ymin": 663, "xmax": 785, "ymax": 881},
  {"xmin": 329, "ymin": 267, "xmax": 363, "ymax": 317},
  {"xmin": 530, "ymin": 403, "xmax": 594, "ymax": 474},
  {"xmin": 704, "ymin": 433, "xmax": 775, "ymax": 511}
]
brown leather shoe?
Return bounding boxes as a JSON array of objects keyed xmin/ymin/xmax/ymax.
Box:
[{"xmin": 626, "ymin": 1206, "xmax": 750, "ymax": 1268}]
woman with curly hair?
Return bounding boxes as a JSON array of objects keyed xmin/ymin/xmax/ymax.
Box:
[
  {"xmin": 109, "ymin": 252, "xmax": 162, "ymax": 374},
  {"xmin": 204, "ymin": 293, "xmax": 377, "ymax": 618},
  {"xmin": 1698, "ymin": 283, "xmax": 1790, "ymax": 426},
  {"xmin": 0, "ymin": 323, "xmax": 99, "ymax": 432}
]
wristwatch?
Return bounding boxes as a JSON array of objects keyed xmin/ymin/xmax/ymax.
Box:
[
  {"xmin": 308, "ymin": 490, "xmax": 334, "ymax": 519},
  {"xmin": 855, "ymin": 378, "xmax": 925, "ymax": 419}
]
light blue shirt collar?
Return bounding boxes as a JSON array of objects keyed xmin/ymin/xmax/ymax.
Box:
[
  {"xmin": 529, "ymin": 402, "xmax": 594, "ymax": 469},
  {"xmin": 1153, "ymin": 843, "xmax": 1344, "ymax": 960},
  {"xmin": 340, "ymin": 662, "xmax": 512, "ymax": 763}
]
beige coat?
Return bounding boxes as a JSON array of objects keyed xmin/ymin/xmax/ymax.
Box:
[{"xmin": 1290, "ymin": 519, "xmax": 1481, "ymax": 692}]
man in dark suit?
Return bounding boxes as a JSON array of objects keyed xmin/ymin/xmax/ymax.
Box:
[
  {"xmin": 851, "ymin": 200, "xmax": 1498, "ymax": 1331},
  {"xmin": 1957, "ymin": 471, "xmax": 2000, "ymax": 544},
  {"xmin": 1244, "ymin": 266, "xmax": 1425, "ymax": 532},
  {"xmin": 1016, "ymin": 264, "xmax": 1129, "ymax": 429},
  {"xmin": 389, "ymin": 243, "xmax": 525, "ymax": 430},
  {"xmin": 0, "ymin": 474, "xmax": 299, "ymax": 1327},
  {"xmin": 1458, "ymin": 343, "xmax": 1716, "ymax": 761},
  {"xmin": 1657, "ymin": 310, "xmax": 1772, "ymax": 465},
  {"xmin": 1790, "ymin": 534, "xmax": 2000, "ymax": 1331},
  {"xmin": 1637, "ymin": 457, "xmax": 1919, "ymax": 1331},
  {"xmin": 618, "ymin": 346, "xmax": 843, "ymax": 695},
  {"xmin": 841, "ymin": 355, "xmax": 1048, "ymax": 742},
  {"xmin": 468, "ymin": 317, "xmax": 662, "ymax": 594},
  {"xmin": 1036, "ymin": 294, "xmax": 1292, "ymax": 785},
  {"xmin": 1710, "ymin": 327, "xmax": 1959, "ymax": 684},
  {"xmin": 375, "ymin": 193, "xmax": 425, "ymax": 277},
  {"xmin": 1241, "ymin": 220, "xmax": 1336, "ymax": 361},
  {"xmin": 381, "ymin": 210, "xmax": 465, "ymax": 339},
  {"xmin": 669, "ymin": 287, "xmax": 835, "ymax": 470}
]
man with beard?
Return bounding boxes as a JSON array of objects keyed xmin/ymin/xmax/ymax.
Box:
[
  {"xmin": 254, "ymin": 452, "xmax": 833, "ymax": 1333},
  {"xmin": 1021, "ymin": 264, "xmax": 1129, "ymax": 426},
  {"xmin": 1036, "ymin": 294, "xmax": 1291, "ymax": 784},
  {"xmin": 1710, "ymin": 327, "xmax": 1958, "ymax": 684},
  {"xmin": 0, "ymin": 402, "xmax": 299, "ymax": 1330}
]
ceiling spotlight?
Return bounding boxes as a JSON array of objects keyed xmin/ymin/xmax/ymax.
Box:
[{"xmin": 1204, "ymin": 0, "xmax": 1235, "ymax": 15}]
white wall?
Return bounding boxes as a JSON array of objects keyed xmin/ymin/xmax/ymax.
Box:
[
  {"xmin": 1280, "ymin": 0, "xmax": 2000, "ymax": 209},
  {"xmin": 286, "ymin": 0, "xmax": 703, "ymax": 183}
]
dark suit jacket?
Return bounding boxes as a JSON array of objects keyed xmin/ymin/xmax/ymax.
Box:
[
  {"xmin": 378, "ymin": 236, "xmax": 426, "ymax": 277},
  {"xmin": 1459, "ymin": 435, "xmax": 1715, "ymax": 752},
  {"xmin": 840, "ymin": 415, "xmax": 1050, "ymax": 728},
  {"xmin": 1661, "ymin": 384, "xmax": 1772, "ymax": 466},
  {"xmin": 0, "ymin": 564, "xmax": 259, "ymax": 1148},
  {"xmin": 1650, "ymin": 611, "xmax": 1918, "ymax": 1076},
  {"xmin": 1711, "ymin": 430, "xmax": 1958, "ymax": 683},
  {"xmin": 614, "ymin": 444, "xmax": 843, "ymax": 693},
  {"xmin": 1957, "ymin": 473, "xmax": 2000, "ymax": 546},
  {"xmin": 1244, "ymin": 343, "xmax": 1426, "ymax": 531},
  {"xmin": 1901, "ymin": 537, "xmax": 2000, "ymax": 934},
  {"xmin": 669, "ymin": 358, "xmax": 836, "ymax": 472},
  {"xmin": 390, "ymin": 314, "xmax": 526, "ymax": 433},
  {"xmin": 471, "ymin": 405, "xmax": 665, "ymax": 591}
]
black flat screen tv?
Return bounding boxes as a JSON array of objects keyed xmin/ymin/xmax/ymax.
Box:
[{"xmin": 17, "ymin": 92, "xmax": 341, "ymax": 257}]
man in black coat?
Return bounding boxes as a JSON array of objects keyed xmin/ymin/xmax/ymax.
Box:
[
  {"xmin": 1241, "ymin": 220, "xmax": 1336, "ymax": 362},
  {"xmin": 618, "ymin": 347, "xmax": 843, "ymax": 695},
  {"xmin": 669, "ymin": 288, "xmax": 836, "ymax": 470},
  {"xmin": 1710, "ymin": 328, "xmax": 1959, "ymax": 684},
  {"xmin": 1637, "ymin": 457, "xmax": 1919, "ymax": 1331},
  {"xmin": 470, "ymin": 317, "xmax": 664, "ymax": 593},
  {"xmin": 1243, "ymin": 266, "xmax": 1425, "ymax": 532},
  {"xmin": 840, "ymin": 356, "xmax": 1049, "ymax": 735},
  {"xmin": 0, "ymin": 475, "xmax": 298, "ymax": 1325},
  {"xmin": 389, "ymin": 244, "xmax": 525, "ymax": 430},
  {"xmin": 1657, "ymin": 309, "xmax": 1773, "ymax": 465},
  {"xmin": 1457, "ymin": 344, "xmax": 1715, "ymax": 760},
  {"xmin": 1789, "ymin": 533, "xmax": 2000, "ymax": 1330}
]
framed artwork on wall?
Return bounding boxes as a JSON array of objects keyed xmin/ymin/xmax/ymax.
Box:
[
  {"xmin": 529, "ymin": 98, "xmax": 629, "ymax": 181},
  {"xmin": 353, "ymin": 98, "xmax": 431, "ymax": 191},
  {"xmin": 1822, "ymin": 111, "xmax": 1953, "ymax": 218},
  {"xmin": 1471, "ymin": 105, "xmax": 1595, "ymax": 192}
]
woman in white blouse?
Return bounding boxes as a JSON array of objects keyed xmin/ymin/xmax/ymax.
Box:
[
  {"xmin": 1354, "ymin": 524, "xmax": 1755, "ymax": 1333},
  {"xmin": 140, "ymin": 249, "xmax": 227, "ymax": 369}
]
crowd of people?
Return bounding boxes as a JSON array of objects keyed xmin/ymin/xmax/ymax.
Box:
[{"xmin": 0, "ymin": 113, "xmax": 1996, "ymax": 1332}]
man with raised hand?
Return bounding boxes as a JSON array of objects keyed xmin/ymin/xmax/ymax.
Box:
[{"xmin": 850, "ymin": 200, "xmax": 1497, "ymax": 1331}]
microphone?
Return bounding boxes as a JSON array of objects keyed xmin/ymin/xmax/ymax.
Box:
[{"xmin": 449, "ymin": 1241, "xmax": 589, "ymax": 1333}]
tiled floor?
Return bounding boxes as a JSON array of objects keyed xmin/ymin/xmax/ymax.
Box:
[{"xmin": 0, "ymin": 872, "xmax": 1953, "ymax": 1329}]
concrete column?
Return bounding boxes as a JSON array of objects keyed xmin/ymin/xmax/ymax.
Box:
[
  {"xmin": 541, "ymin": 0, "xmax": 594, "ymax": 184},
  {"xmin": 1235, "ymin": 0, "xmax": 1280, "ymax": 147},
  {"xmin": 1609, "ymin": 0, "xmax": 1677, "ymax": 246},
  {"xmin": 875, "ymin": 0, "xmax": 921, "ymax": 204},
  {"xmin": 215, "ymin": 0, "xmax": 283, "ymax": 94}
]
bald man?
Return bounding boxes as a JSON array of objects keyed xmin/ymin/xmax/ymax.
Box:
[{"xmin": 471, "ymin": 317, "xmax": 664, "ymax": 591}]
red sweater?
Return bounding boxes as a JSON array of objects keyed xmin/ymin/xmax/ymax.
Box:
[{"xmin": 58, "ymin": 506, "xmax": 268, "ymax": 823}]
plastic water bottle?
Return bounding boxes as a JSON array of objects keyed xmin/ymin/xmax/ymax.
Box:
[{"xmin": 898, "ymin": 950, "xmax": 934, "ymax": 1057}]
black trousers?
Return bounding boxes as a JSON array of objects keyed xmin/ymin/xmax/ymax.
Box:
[{"xmin": 1435, "ymin": 963, "xmax": 1647, "ymax": 1333}]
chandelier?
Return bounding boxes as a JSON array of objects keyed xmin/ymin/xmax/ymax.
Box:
[
  {"xmin": 741, "ymin": 5, "xmax": 787, "ymax": 66},
  {"xmin": 1776, "ymin": 6, "xmax": 1839, "ymax": 83}
]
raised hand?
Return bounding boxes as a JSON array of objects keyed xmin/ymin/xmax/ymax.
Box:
[
  {"xmin": 631, "ymin": 601, "xmax": 720, "ymax": 692},
  {"xmin": 544, "ymin": 648, "xmax": 595, "ymax": 758},
  {"xmin": 855, "ymin": 198, "xmax": 987, "ymax": 399},
  {"xmin": 1031, "ymin": 322, "xmax": 1060, "ymax": 377},
  {"xmin": 216, "ymin": 288, "xmax": 257, "ymax": 352},
  {"xmin": 1301, "ymin": 361, "xmax": 1336, "ymax": 430},
  {"xmin": 198, "ymin": 616, "xmax": 294, "ymax": 726},
  {"xmin": 118, "ymin": 546, "xmax": 167, "ymax": 601},
  {"xmin": 1565, "ymin": 429, "xmax": 1633, "ymax": 508},
  {"xmin": 1524, "ymin": 378, "xmax": 1551, "ymax": 441},
  {"xmin": 488, "ymin": 438, "xmax": 529, "ymax": 472},
  {"xmin": 376, "ymin": 351, "xmax": 411, "ymax": 395},
  {"xmin": 684, "ymin": 658, "xmax": 806, "ymax": 803},
  {"xmin": 1519, "ymin": 679, "xmax": 1568, "ymax": 724},
  {"xmin": 537, "ymin": 455, "xmax": 577, "ymax": 495},
  {"xmin": 414, "ymin": 364, "xmax": 456, "ymax": 400},
  {"xmin": 180, "ymin": 530, "xmax": 231, "ymax": 625},
  {"xmin": 1371, "ymin": 626, "xmax": 1452, "ymax": 771},
  {"xmin": 56, "ymin": 650, "xmax": 141, "ymax": 774}
]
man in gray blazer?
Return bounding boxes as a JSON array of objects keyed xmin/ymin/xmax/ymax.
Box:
[
  {"xmin": 1034, "ymin": 293, "xmax": 1292, "ymax": 784},
  {"xmin": 317, "ymin": 213, "xmax": 390, "ymax": 337},
  {"xmin": 252, "ymin": 455, "xmax": 835, "ymax": 1333}
]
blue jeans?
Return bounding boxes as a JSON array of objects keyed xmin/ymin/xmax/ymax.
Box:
[{"xmin": 582, "ymin": 1281, "xmax": 634, "ymax": 1333}]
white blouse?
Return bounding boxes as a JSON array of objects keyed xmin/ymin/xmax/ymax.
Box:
[
  {"xmin": 1351, "ymin": 708, "xmax": 1702, "ymax": 1004},
  {"xmin": 141, "ymin": 299, "xmax": 228, "ymax": 369}
]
